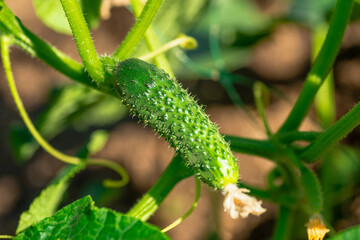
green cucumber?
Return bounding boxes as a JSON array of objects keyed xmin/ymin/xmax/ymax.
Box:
[{"xmin": 114, "ymin": 58, "xmax": 238, "ymax": 190}]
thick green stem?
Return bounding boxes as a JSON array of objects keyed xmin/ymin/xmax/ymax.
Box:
[
  {"xmin": 301, "ymin": 101, "xmax": 360, "ymax": 162},
  {"xmin": 113, "ymin": 0, "xmax": 163, "ymax": 61},
  {"xmin": 0, "ymin": 3, "xmax": 89, "ymax": 83},
  {"xmin": 277, "ymin": 131, "xmax": 321, "ymax": 143},
  {"xmin": 278, "ymin": 0, "xmax": 354, "ymax": 133},
  {"xmin": 313, "ymin": 23, "xmax": 336, "ymax": 128},
  {"xmin": 60, "ymin": 0, "xmax": 104, "ymax": 83},
  {"xmin": 272, "ymin": 206, "xmax": 294, "ymax": 240},
  {"xmin": 130, "ymin": 0, "xmax": 174, "ymax": 76},
  {"xmin": 126, "ymin": 156, "xmax": 193, "ymax": 221},
  {"xmin": 225, "ymin": 135, "xmax": 278, "ymax": 159}
]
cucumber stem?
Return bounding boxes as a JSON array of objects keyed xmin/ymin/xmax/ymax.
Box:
[
  {"xmin": 112, "ymin": 0, "xmax": 164, "ymax": 61},
  {"xmin": 130, "ymin": 0, "xmax": 174, "ymax": 76},
  {"xmin": 272, "ymin": 205, "xmax": 294, "ymax": 240},
  {"xmin": 126, "ymin": 155, "xmax": 193, "ymax": 221},
  {"xmin": 60, "ymin": 0, "xmax": 104, "ymax": 83},
  {"xmin": 278, "ymin": 0, "xmax": 354, "ymax": 133}
]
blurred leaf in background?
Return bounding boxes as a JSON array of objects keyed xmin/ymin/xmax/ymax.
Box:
[
  {"xmin": 15, "ymin": 196, "xmax": 169, "ymax": 240},
  {"xmin": 289, "ymin": 0, "xmax": 336, "ymax": 26},
  {"xmin": 9, "ymin": 84, "xmax": 127, "ymax": 162},
  {"xmin": 16, "ymin": 162, "xmax": 86, "ymax": 233},
  {"xmin": 33, "ymin": 0, "xmax": 102, "ymax": 35},
  {"xmin": 320, "ymin": 147, "xmax": 360, "ymax": 223}
]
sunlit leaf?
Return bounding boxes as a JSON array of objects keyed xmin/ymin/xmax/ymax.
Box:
[
  {"xmin": 32, "ymin": 0, "xmax": 102, "ymax": 35},
  {"xmin": 15, "ymin": 196, "xmax": 169, "ymax": 240}
]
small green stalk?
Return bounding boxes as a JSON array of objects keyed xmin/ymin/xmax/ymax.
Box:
[
  {"xmin": 0, "ymin": 3, "xmax": 89, "ymax": 84},
  {"xmin": 113, "ymin": 0, "xmax": 163, "ymax": 61},
  {"xmin": 0, "ymin": 235, "xmax": 14, "ymax": 239},
  {"xmin": 253, "ymin": 81, "xmax": 272, "ymax": 136},
  {"xmin": 277, "ymin": 131, "xmax": 321, "ymax": 143},
  {"xmin": 126, "ymin": 156, "xmax": 193, "ymax": 221},
  {"xmin": 60, "ymin": 0, "xmax": 104, "ymax": 83},
  {"xmin": 130, "ymin": 0, "xmax": 174, "ymax": 76},
  {"xmin": 225, "ymin": 135, "xmax": 278, "ymax": 159},
  {"xmin": 139, "ymin": 34, "xmax": 197, "ymax": 61},
  {"xmin": 278, "ymin": 0, "xmax": 354, "ymax": 133},
  {"xmin": 301, "ymin": 101, "xmax": 360, "ymax": 162},
  {"xmin": 272, "ymin": 206, "xmax": 294, "ymax": 240},
  {"xmin": 161, "ymin": 178, "xmax": 201, "ymax": 232}
]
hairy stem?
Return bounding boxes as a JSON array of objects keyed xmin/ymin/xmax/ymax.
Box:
[
  {"xmin": 130, "ymin": 0, "xmax": 174, "ymax": 76},
  {"xmin": 113, "ymin": 0, "xmax": 163, "ymax": 61},
  {"xmin": 301, "ymin": 101, "xmax": 360, "ymax": 162},
  {"xmin": 278, "ymin": 0, "xmax": 354, "ymax": 133},
  {"xmin": 272, "ymin": 206, "xmax": 294, "ymax": 240},
  {"xmin": 225, "ymin": 135, "xmax": 278, "ymax": 159},
  {"xmin": 60, "ymin": 0, "xmax": 104, "ymax": 83},
  {"xmin": 126, "ymin": 155, "xmax": 193, "ymax": 221}
]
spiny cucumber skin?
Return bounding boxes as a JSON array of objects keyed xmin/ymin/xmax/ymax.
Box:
[{"xmin": 114, "ymin": 58, "xmax": 239, "ymax": 190}]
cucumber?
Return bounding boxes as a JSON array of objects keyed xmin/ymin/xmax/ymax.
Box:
[{"xmin": 114, "ymin": 58, "xmax": 239, "ymax": 190}]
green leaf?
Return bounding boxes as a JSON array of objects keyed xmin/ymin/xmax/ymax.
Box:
[
  {"xmin": 16, "ymin": 163, "xmax": 86, "ymax": 234},
  {"xmin": 32, "ymin": 0, "xmax": 102, "ymax": 35},
  {"xmin": 328, "ymin": 225, "xmax": 360, "ymax": 240},
  {"xmin": 0, "ymin": 2, "xmax": 25, "ymax": 38},
  {"xmin": 86, "ymin": 130, "xmax": 109, "ymax": 155},
  {"xmin": 76, "ymin": 129, "xmax": 110, "ymax": 159},
  {"xmin": 15, "ymin": 196, "xmax": 169, "ymax": 240}
]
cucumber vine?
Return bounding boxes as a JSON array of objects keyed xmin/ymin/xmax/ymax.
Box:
[{"xmin": 0, "ymin": 0, "xmax": 359, "ymax": 239}]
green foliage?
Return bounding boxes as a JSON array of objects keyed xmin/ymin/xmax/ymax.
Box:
[
  {"xmin": 16, "ymin": 163, "xmax": 86, "ymax": 234},
  {"xmin": 114, "ymin": 58, "xmax": 238, "ymax": 189},
  {"xmin": 15, "ymin": 196, "xmax": 169, "ymax": 240},
  {"xmin": 1, "ymin": 0, "xmax": 360, "ymax": 239},
  {"xmin": 9, "ymin": 84, "xmax": 127, "ymax": 162},
  {"xmin": 200, "ymin": 0, "xmax": 271, "ymax": 34},
  {"xmin": 33, "ymin": 0, "xmax": 102, "ymax": 35}
]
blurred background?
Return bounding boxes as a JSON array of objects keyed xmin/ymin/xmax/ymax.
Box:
[{"xmin": 1, "ymin": 0, "xmax": 360, "ymax": 239}]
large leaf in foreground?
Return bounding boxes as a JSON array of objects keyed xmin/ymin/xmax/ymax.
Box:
[{"xmin": 15, "ymin": 196, "xmax": 169, "ymax": 240}]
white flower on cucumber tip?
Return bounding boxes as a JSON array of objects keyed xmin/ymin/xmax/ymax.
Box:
[{"xmin": 222, "ymin": 184, "xmax": 266, "ymax": 219}]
